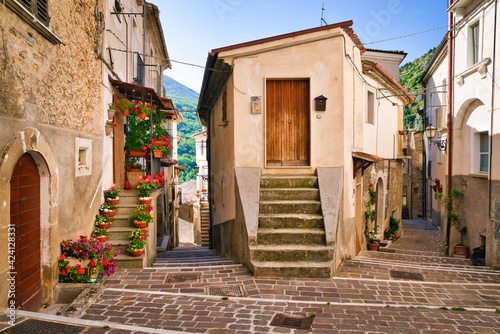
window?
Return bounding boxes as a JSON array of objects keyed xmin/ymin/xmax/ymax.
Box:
[
  {"xmin": 479, "ymin": 132, "xmax": 489, "ymax": 172},
  {"xmin": 75, "ymin": 138, "xmax": 92, "ymax": 177},
  {"xmin": 468, "ymin": 21, "xmax": 480, "ymax": 66},
  {"xmin": 366, "ymin": 90, "xmax": 375, "ymax": 124},
  {"xmin": 19, "ymin": 0, "xmax": 49, "ymax": 25},
  {"xmin": 222, "ymin": 91, "xmax": 228, "ymax": 123}
]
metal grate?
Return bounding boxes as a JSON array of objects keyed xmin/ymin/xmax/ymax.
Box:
[
  {"xmin": 165, "ymin": 272, "xmax": 201, "ymax": 283},
  {"xmin": 207, "ymin": 285, "xmax": 246, "ymax": 297},
  {"xmin": 0, "ymin": 319, "xmax": 84, "ymax": 333},
  {"xmin": 390, "ymin": 270, "xmax": 424, "ymax": 281},
  {"xmin": 270, "ymin": 314, "xmax": 313, "ymax": 330}
]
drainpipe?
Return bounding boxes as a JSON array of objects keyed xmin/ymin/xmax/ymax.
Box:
[
  {"xmin": 445, "ymin": 7, "xmax": 454, "ymax": 256},
  {"xmin": 489, "ymin": 0, "xmax": 497, "ymax": 220},
  {"xmin": 143, "ymin": 1, "xmax": 146, "ymax": 78}
]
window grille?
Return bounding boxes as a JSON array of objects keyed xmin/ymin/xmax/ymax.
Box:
[{"xmin": 19, "ymin": 0, "xmax": 49, "ymax": 25}]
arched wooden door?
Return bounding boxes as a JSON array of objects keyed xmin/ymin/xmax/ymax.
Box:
[{"xmin": 10, "ymin": 153, "xmax": 42, "ymax": 311}]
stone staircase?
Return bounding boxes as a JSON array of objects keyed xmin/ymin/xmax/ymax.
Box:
[
  {"xmin": 200, "ymin": 207, "xmax": 210, "ymax": 247},
  {"xmin": 107, "ymin": 190, "xmax": 148, "ymax": 268},
  {"xmin": 250, "ymin": 175, "xmax": 333, "ymax": 278}
]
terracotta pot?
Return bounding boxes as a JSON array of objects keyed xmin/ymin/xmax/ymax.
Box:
[
  {"xmin": 368, "ymin": 243, "xmax": 379, "ymax": 251},
  {"xmin": 107, "ymin": 109, "xmax": 116, "ymax": 119},
  {"xmin": 134, "ymin": 221, "xmax": 148, "ymax": 228},
  {"xmin": 153, "ymin": 150, "xmax": 162, "ymax": 158},
  {"xmin": 105, "ymin": 125, "xmax": 113, "ymax": 136},
  {"xmin": 455, "ymin": 245, "xmax": 468, "ymax": 256},
  {"xmin": 106, "ymin": 198, "xmax": 120, "ymax": 205},
  {"xmin": 127, "ymin": 171, "xmax": 144, "ymax": 189},
  {"xmin": 97, "ymin": 223, "xmax": 110, "ymax": 229},
  {"xmin": 128, "ymin": 168, "xmax": 141, "ymax": 173},
  {"xmin": 391, "ymin": 234, "xmax": 397, "ymax": 241},
  {"xmin": 129, "ymin": 150, "xmax": 147, "ymax": 158},
  {"xmin": 96, "ymin": 235, "xmax": 108, "ymax": 243},
  {"xmin": 139, "ymin": 197, "xmax": 152, "ymax": 205},
  {"xmin": 136, "ymin": 234, "xmax": 146, "ymax": 241},
  {"xmin": 128, "ymin": 248, "xmax": 145, "ymax": 257},
  {"xmin": 139, "ymin": 112, "xmax": 146, "ymax": 120},
  {"xmin": 101, "ymin": 210, "xmax": 115, "ymax": 218},
  {"xmin": 122, "ymin": 110, "xmax": 130, "ymax": 116}
]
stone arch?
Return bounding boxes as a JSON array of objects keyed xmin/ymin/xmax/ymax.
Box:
[
  {"xmin": 454, "ymin": 98, "xmax": 485, "ymax": 130},
  {"xmin": 0, "ymin": 128, "xmax": 58, "ymax": 308},
  {"xmin": 375, "ymin": 177, "xmax": 385, "ymax": 232}
]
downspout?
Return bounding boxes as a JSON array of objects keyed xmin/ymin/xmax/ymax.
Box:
[
  {"xmin": 422, "ymin": 88, "xmax": 428, "ymax": 220},
  {"xmin": 143, "ymin": 0, "xmax": 146, "ymax": 79},
  {"xmin": 489, "ymin": 0, "xmax": 497, "ymax": 220},
  {"xmin": 446, "ymin": 7, "xmax": 455, "ymax": 256},
  {"xmin": 207, "ymin": 115, "xmax": 213, "ymax": 249}
]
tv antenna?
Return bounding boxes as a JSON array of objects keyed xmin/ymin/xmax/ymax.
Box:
[{"xmin": 321, "ymin": 3, "xmax": 328, "ymax": 26}]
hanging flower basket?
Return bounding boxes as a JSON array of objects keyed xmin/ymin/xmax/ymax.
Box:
[
  {"xmin": 153, "ymin": 150, "xmax": 162, "ymax": 158},
  {"xmin": 107, "ymin": 109, "xmax": 116, "ymax": 120},
  {"xmin": 122, "ymin": 109, "xmax": 130, "ymax": 116},
  {"xmin": 139, "ymin": 112, "xmax": 147, "ymax": 120}
]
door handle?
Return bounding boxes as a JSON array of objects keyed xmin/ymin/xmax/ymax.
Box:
[{"xmin": 288, "ymin": 120, "xmax": 292, "ymax": 123}]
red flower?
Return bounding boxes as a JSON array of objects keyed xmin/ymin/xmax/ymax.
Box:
[
  {"xmin": 370, "ymin": 183, "xmax": 373, "ymax": 187},
  {"xmin": 59, "ymin": 255, "xmax": 66, "ymax": 260},
  {"xmin": 102, "ymin": 260, "xmax": 109, "ymax": 267},
  {"xmin": 90, "ymin": 260, "xmax": 96, "ymax": 268},
  {"xmin": 61, "ymin": 270, "xmax": 66, "ymax": 276},
  {"xmin": 78, "ymin": 268, "xmax": 85, "ymax": 275}
]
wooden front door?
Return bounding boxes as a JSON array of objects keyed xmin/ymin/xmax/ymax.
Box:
[
  {"xmin": 10, "ymin": 153, "xmax": 42, "ymax": 311},
  {"xmin": 266, "ymin": 79, "xmax": 310, "ymax": 166}
]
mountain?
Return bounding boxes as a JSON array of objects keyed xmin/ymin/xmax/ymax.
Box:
[
  {"xmin": 400, "ymin": 47, "xmax": 437, "ymax": 130},
  {"xmin": 163, "ymin": 75, "xmax": 202, "ymax": 183}
]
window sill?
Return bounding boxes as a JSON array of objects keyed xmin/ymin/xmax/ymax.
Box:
[
  {"xmin": 456, "ymin": 58, "xmax": 491, "ymax": 86},
  {"xmin": 5, "ymin": 0, "xmax": 62, "ymax": 45},
  {"xmin": 469, "ymin": 172, "xmax": 488, "ymax": 179}
]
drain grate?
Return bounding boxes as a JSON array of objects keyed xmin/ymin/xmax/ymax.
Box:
[
  {"xmin": 270, "ymin": 313, "xmax": 313, "ymax": 330},
  {"xmin": 390, "ymin": 270, "xmax": 424, "ymax": 281},
  {"xmin": 207, "ymin": 285, "xmax": 247, "ymax": 297},
  {"xmin": 165, "ymin": 272, "xmax": 201, "ymax": 283},
  {"xmin": 0, "ymin": 319, "xmax": 84, "ymax": 333}
]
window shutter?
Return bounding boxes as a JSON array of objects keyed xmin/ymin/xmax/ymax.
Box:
[{"xmin": 36, "ymin": 0, "xmax": 49, "ymax": 25}]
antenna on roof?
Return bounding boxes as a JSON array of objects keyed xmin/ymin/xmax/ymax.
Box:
[{"xmin": 321, "ymin": 3, "xmax": 328, "ymax": 26}]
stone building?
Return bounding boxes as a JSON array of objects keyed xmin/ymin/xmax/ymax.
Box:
[{"xmin": 0, "ymin": 0, "xmax": 172, "ymax": 311}]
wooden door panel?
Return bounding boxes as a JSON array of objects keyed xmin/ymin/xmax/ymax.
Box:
[{"xmin": 266, "ymin": 80, "xmax": 283, "ymax": 165}]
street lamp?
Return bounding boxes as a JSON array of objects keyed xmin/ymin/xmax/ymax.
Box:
[
  {"xmin": 424, "ymin": 124, "xmax": 447, "ymax": 151},
  {"xmin": 194, "ymin": 164, "xmax": 208, "ymax": 181}
]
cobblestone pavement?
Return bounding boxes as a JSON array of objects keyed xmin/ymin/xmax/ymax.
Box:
[{"xmin": 7, "ymin": 219, "xmax": 500, "ymax": 333}]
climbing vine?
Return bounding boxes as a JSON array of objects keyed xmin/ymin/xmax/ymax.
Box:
[{"xmin": 364, "ymin": 183, "xmax": 378, "ymax": 243}]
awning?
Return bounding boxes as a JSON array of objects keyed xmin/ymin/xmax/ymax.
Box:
[
  {"xmin": 352, "ymin": 151, "xmax": 383, "ymax": 178},
  {"xmin": 108, "ymin": 75, "xmax": 166, "ymax": 109}
]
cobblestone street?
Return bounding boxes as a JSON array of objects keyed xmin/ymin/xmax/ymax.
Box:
[{"xmin": 2, "ymin": 219, "xmax": 500, "ymax": 333}]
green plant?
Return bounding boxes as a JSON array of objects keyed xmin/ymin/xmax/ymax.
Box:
[
  {"xmin": 451, "ymin": 307, "xmax": 466, "ymax": 311},
  {"xmin": 92, "ymin": 227, "xmax": 109, "ymax": 237},
  {"xmin": 137, "ymin": 173, "xmax": 166, "ymax": 197},
  {"xmin": 128, "ymin": 228, "xmax": 147, "ymax": 240},
  {"xmin": 95, "ymin": 215, "xmax": 113, "ymax": 227},
  {"xmin": 384, "ymin": 227, "xmax": 392, "ymax": 239},
  {"xmin": 114, "ymin": 0, "xmax": 123, "ymax": 13},
  {"xmin": 99, "ymin": 202, "xmax": 117, "ymax": 212},
  {"xmin": 389, "ymin": 216, "xmax": 401, "ymax": 232},
  {"xmin": 437, "ymin": 179, "xmax": 467, "ymax": 245},
  {"xmin": 364, "ymin": 183, "xmax": 378, "ymax": 243},
  {"xmin": 103, "ymin": 186, "xmax": 121, "ymax": 199},
  {"xmin": 221, "ymin": 296, "xmax": 229, "ymax": 300},
  {"xmin": 126, "ymin": 158, "xmax": 142, "ymax": 169},
  {"xmin": 127, "ymin": 239, "xmax": 146, "ymax": 251},
  {"xmin": 439, "ymin": 307, "xmax": 448, "ymax": 310},
  {"xmin": 309, "ymin": 313, "xmax": 317, "ymax": 318},
  {"xmin": 129, "ymin": 204, "xmax": 153, "ymax": 224},
  {"xmin": 105, "ymin": 120, "xmax": 117, "ymax": 127},
  {"xmin": 145, "ymin": 136, "xmax": 173, "ymax": 155}
]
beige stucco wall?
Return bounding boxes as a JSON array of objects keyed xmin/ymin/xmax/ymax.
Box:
[{"xmin": 0, "ymin": 0, "xmax": 104, "ymax": 309}]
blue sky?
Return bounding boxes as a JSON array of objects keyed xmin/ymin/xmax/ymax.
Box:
[{"xmin": 156, "ymin": 0, "xmax": 449, "ymax": 93}]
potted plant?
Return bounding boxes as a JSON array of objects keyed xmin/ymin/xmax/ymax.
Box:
[
  {"xmin": 92, "ymin": 227, "xmax": 110, "ymax": 243},
  {"xmin": 438, "ymin": 179, "xmax": 468, "ymax": 256},
  {"xmin": 129, "ymin": 204, "xmax": 153, "ymax": 228},
  {"xmin": 144, "ymin": 136, "xmax": 172, "ymax": 158},
  {"xmin": 127, "ymin": 239, "xmax": 146, "ymax": 257},
  {"xmin": 137, "ymin": 172, "xmax": 165, "ymax": 204},
  {"xmin": 128, "ymin": 228, "xmax": 147, "ymax": 241},
  {"xmin": 364, "ymin": 183, "xmax": 379, "ymax": 250},
  {"xmin": 105, "ymin": 120, "xmax": 117, "ymax": 136},
  {"xmin": 384, "ymin": 227, "xmax": 393, "ymax": 240},
  {"xmin": 389, "ymin": 216, "xmax": 401, "ymax": 240},
  {"xmin": 104, "ymin": 186, "xmax": 121, "ymax": 204},
  {"xmin": 114, "ymin": 0, "xmax": 123, "ymax": 13},
  {"xmin": 99, "ymin": 202, "xmax": 117, "ymax": 217},
  {"xmin": 126, "ymin": 158, "xmax": 142, "ymax": 172},
  {"xmin": 95, "ymin": 215, "xmax": 113, "ymax": 229}
]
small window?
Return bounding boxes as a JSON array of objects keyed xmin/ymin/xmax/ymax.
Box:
[
  {"xmin": 222, "ymin": 91, "xmax": 228, "ymax": 123},
  {"xmin": 19, "ymin": 0, "xmax": 49, "ymax": 25},
  {"xmin": 366, "ymin": 90, "xmax": 375, "ymax": 125},
  {"xmin": 479, "ymin": 132, "xmax": 489, "ymax": 172},
  {"xmin": 468, "ymin": 21, "xmax": 481, "ymax": 66}
]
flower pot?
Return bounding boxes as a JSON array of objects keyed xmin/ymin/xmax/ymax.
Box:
[
  {"xmin": 106, "ymin": 198, "xmax": 120, "ymax": 205},
  {"xmin": 139, "ymin": 197, "xmax": 152, "ymax": 205},
  {"xmin": 368, "ymin": 243, "xmax": 379, "ymax": 251},
  {"xmin": 126, "ymin": 171, "xmax": 144, "ymax": 189},
  {"xmin": 134, "ymin": 221, "xmax": 148, "ymax": 228},
  {"xmin": 454, "ymin": 245, "xmax": 468, "ymax": 256},
  {"xmin": 153, "ymin": 150, "xmax": 162, "ymax": 158},
  {"xmin": 391, "ymin": 234, "xmax": 397, "ymax": 241},
  {"xmin": 128, "ymin": 248, "xmax": 145, "ymax": 257},
  {"xmin": 97, "ymin": 223, "xmax": 110, "ymax": 229},
  {"xmin": 101, "ymin": 210, "xmax": 115, "ymax": 218},
  {"xmin": 128, "ymin": 168, "xmax": 141, "ymax": 173},
  {"xmin": 96, "ymin": 235, "xmax": 108, "ymax": 243},
  {"xmin": 139, "ymin": 112, "xmax": 146, "ymax": 120},
  {"xmin": 107, "ymin": 109, "xmax": 116, "ymax": 120},
  {"xmin": 122, "ymin": 110, "xmax": 130, "ymax": 116},
  {"xmin": 105, "ymin": 125, "xmax": 113, "ymax": 136},
  {"xmin": 129, "ymin": 150, "xmax": 147, "ymax": 158},
  {"xmin": 438, "ymin": 187, "xmax": 443, "ymax": 194}
]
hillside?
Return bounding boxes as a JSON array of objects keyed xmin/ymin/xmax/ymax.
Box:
[
  {"xmin": 163, "ymin": 75, "xmax": 202, "ymax": 183},
  {"xmin": 400, "ymin": 47, "xmax": 436, "ymax": 130}
]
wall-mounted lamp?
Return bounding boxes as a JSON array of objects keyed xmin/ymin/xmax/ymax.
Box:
[
  {"xmin": 194, "ymin": 164, "xmax": 208, "ymax": 181},
  {"xmin": 424, "ymin": 125, "xmax": 447, "ymax": 151}
]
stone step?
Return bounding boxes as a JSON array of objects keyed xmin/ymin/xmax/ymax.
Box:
[
  {"xmin": 106, "ymin": 227, "xmax": 150, "ymax": 240},
  {"xmin": 259, "ymin": 188, "xmax": 320, "ymax": 201},
  {"xmin": 258, "ymin": 213, "xmax": 324, "ymax": 229},
  {"xmin": 257, "ymin": 228, "xmax": 325, "ymax": 245},
  {"xmin": 250, "ymin": 245, "xmax": 332, "ymax": 262},
  {"xmin": 114, "ymin": 252, "xmax": 147, "ymax": 269},
  {"xmin": 259, "ymin": 201, "xmax": 321, "ymax": 214},
  {"xmin": 110, "ymin": 215, "xmax": 135, "ymax": 228},
  {"xmin": 252, "ymin": 260, "xmax": 333, "ymax": 278},
  {"xmin": 260, "ymin": 175, "xmax": 318, "ymax": 189},
  {"xmin": 115, "ymin": 204, "xmax": 141, "ymax": 216},
  {"xmin": 115, "ymin": 190, "xmax": 140, "ymax": 205}
]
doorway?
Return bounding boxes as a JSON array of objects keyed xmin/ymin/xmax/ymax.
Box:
[{"xmin": 266, "ymin": 79, "xmax": 310, "ymax": 167}]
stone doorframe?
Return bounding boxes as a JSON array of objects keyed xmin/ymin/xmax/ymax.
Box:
[{"xmin": 0, "ymin": 128, "xmax": 59, "ymax": 310}]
